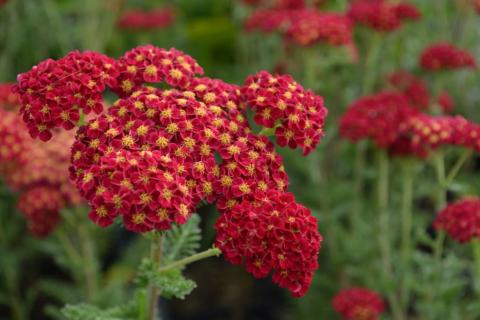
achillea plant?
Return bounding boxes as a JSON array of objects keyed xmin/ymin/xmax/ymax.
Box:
[
  {"xmin": 420, "ymin": 43, "xmax": 476, "ymax": 70},
  {"xmin": 332, "ymin": 287, "xmax": 385, "ymax": 320},
  {"xmin": 434, "ymin": 197, "xmax": 480, "ymax": 244},
  {"xmin": 0, "ymin": 93, "xmax": 80, "ymax": 237},
  {"xmin": 246, "ymin": 8, "xmax": 353, "ymax": 47},
  {"xmin": 348, "ymin": 0, "xmax": 420, "ymax": 32},
  {"xmin": 14, "ymin": 44, "xmax": 328, "ymax": 317},
  {"xmin": 117, "ymin": 7, "xmax": 175, "ymax": 31}
]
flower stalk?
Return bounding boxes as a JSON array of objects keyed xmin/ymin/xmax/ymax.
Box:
[
  {"xmin": 400, "ymin": 160, "xmax": 414, "ymax": 310},
  {"xmin": 157, "ymin": 247, "xmax": 222, "ymax": 273},
  {"xmin": 472, "ymin": 239, "xmax": 480, "ymax": 295},
  {"xmin": 146, "ymin": 233, "xmax": 164, "ymax": 320},
  {"xmin": 377, "ymin": 150, "xmax": 404, "ymax": 320},
  {"xmin": 76, "ymin": 207, "xmax": 98, "ymax": 302}
]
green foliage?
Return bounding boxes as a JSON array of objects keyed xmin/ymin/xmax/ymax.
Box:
[
  {"xmin": 61, "ymin": 302, "xmax": 137, "ymax": 320},
  {"xmin": 163, "ymin": 214, "xmax": 201, "ymax": 264},
  {"xmin": 136, "ymin": 259, "xmax": 197, "ymax": 300}
]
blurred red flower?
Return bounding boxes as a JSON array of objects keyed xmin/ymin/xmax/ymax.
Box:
[
  {"xmin": 117, "ymin": 7, "xmax": 175, "ymax": 30},
  {"xmin": 434, "ymin": 198, "xmax": 480, "ymax": 243},
  {"xmin": 333, "ymin": 287, "xmax": 385, "ymax": 320}
]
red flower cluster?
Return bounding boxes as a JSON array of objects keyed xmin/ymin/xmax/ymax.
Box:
[
  {"xmin": 17, "ymin": 46, "xmax": 326, "ymax": 296},
  {"xmin": 245, "ymin": 8, "xmax": 353, "ymax": 47},
  {"xmin": 117, "ymin": 7, "xmax": 175, "ymax": 30},
  {"xmin": 420, "ymin": 43, "xmax": 476, "ymax": 70},
  {"xmin": 0, "ymin": 109, "xmax": 30, "ymax": 162},
  {"xmin": 244, "ymin": 9, "xmax": 290, "ymax": 33},
  {"xmin": 286, "ymin": 11, "xmax": 353, "ymax": 46},
  {"xmin": 332, "ymin": 287, "xmax": 385, "ymax": 320},
  {"xmin": 14, "ymin": 51, "xmax": 119, "ymax": 141},
  {"xmin": 389, "ymin": 114, "xmax": 480, "ymax": 158},
  {"xmin": 242, "ymin": 0, "xmax": 305, "ymax": 9},
  {"xmin": 339, "ymin": 91, "xmax": 417, "ymax": 148},
  {"xmin": 17, "ymin": 186, "xmax": 64, "ymax": 238},
  {"xmin": 387, "ymin": 70, "xmax": 454, "ymax": 113},
  {"xmin": 388, "ymin": 70, "xmax": 430, "ymax": 110},
  {"xmin": 215, "ymin": 190, "xmax": 321, "ymax": 297},
  {"xmin": 0, "ymin": 83, "xmax": 19, "ymax": 109},
  {"xmin": 434, "ymin": 197, "xmax": 480, "ymax": 243},
  {"xmin": 348, "ymin": 0, "xmax": 420, "ymax": 32},
  {"xmin": 113, "ymin": 45, "xmax": 204, "ymax": 96},
  {"xmin": 242, "ymin": 71, "xmax": 327, "ymax": 154},
  {"xmin": 0, "ymin": 105, "xmax": 80, "ymax": 237}
]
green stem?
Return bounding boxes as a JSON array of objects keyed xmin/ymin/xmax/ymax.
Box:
[
  {"xmin": 472, "ymin": 239, "xmax": 480, "ymax": 295},
  {"xmin": 377, "ymin": 151, "xmax": 404, "ymax": 320},
  {"xmin": 146, "ymin": 234, "xmax": 164, "ymax": 320},
  {"xmin": 75, "ymin": 208, "xmax": 98, "ymax": 302},
  {"xmin": 377, "ymin": 151, "xmax": 391, "ymax": 276},
  {"xmin": 400, "ymin": 160, "xmax": 414, "ymax": 312},
  {"xmin": 157, "ymin": 247, "xmax": 222, "ymax": 273},
  {"xmin": 427, "ymin": 151, "xmax": 447, "ymax": 312},
  {"xmin": 3, "ymin": 266, "xmax": 26, "ymax": 320},
  {"xmin": 303, "ymin": 47, "xmax": 317, "ymax": 90},
  {"xmin": 362, "ymin": 32, "xmax": 382, "ymax": 95},
  {"xmin": 352, "ymin": 141, "xmax": 366, "ymax": 228},
  {"xmin": 443, "ymin": 149, "xmax": 472, "ymax": 188},
  {"xmin": 351, "ymin": 33, "xmax": 381, "ymax": 229},
  {"xmin": 55, "ymin": 228, "xmax": 82, "ymax": 265},
  {"xmin": 433, "ymin": 151, "xmax": 447, "ymax": 262}
]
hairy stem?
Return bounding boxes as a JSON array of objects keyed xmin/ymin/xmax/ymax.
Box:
[{"xmin": 147, "ymin": 234, "xmax": 164, "ymax": 320}]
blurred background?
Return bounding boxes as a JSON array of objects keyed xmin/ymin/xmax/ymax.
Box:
[{"xmin": 0, "ymin": 0, "xmax": 479, "ymax": 319}]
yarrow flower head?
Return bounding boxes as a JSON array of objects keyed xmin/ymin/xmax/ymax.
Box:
[
  {"xmin": 0, "ymin": 83, "xmax": 19, "ymax": 109},
  {"xmin": 242, "ymin": 0, "xmax": 305, "ymax": 8},
  {"xmin": 388, "ymin": 70, "xmax": 430, "ymax": 110},
  {"xmin": 332, "ymin": 287, "xmax": 385, "ymax": 320},
  {"xmin": 215, "ymin": 190, "xmax": 321, "ymax": 297},
  {"xmin": 348, "ymin": 0, "xmax": 420, "ymax": 32},
  {"xmin": 14, "ymin": 51, "xmax": 119, "ymax": 141},
  {"xmin": 245, "ymin": 8, "xmax": 353, "ymax": 47},
  {"xmin": 0, "ymin": 108, "xmax": 30, "ymax": 163},
  {"xmin": 112, "ymin": 45, "xmax": 204, "ymax": 96},
  {"xmin": 339, "ymin": 91, "xmax": 417, "ymax": 148},
  {"xmin": 0, "ymin": 101, "xmax": 80, "ymax": 237},
  {"xmin": 420, "ymin": 43, "xmax": 476, "ymax": 71},
  {"xmin": 434, "ymin": 197, "xmax": 480, "ymax": 243},
  {"xmin": 117, "ymin": 7, "xmax": 175, "ymax": 30},
  {"xmin": 242, "ymin": 70, "xmax": 327, "ymax": 154},
  {"xmin": 16, "ymin": 46, "xmax": 327, "ymax": 296},
  {"xmin": 17, "ymin": 186, "xmax": 64, "ymax": 237},
  {"xmin": 285, "ymin": 10, "xmax": 353, "ymax": 46},
  {"xmin": 388, "ymin": 114, "xmax": 480, "ymax": 158}
]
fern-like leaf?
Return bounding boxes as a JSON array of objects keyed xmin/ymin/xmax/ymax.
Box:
[
  {"xmin": 162, "ymin": 214, "xmax": 201, "ymax": 264},
  {"xmin": 136, "ymin": 259, "xmax": 196, "ymax": 300}
]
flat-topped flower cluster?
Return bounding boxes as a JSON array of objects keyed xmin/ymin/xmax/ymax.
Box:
[{"xmin": 14, "ymin": 45, "xmax": 328, "ymax": 297}]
